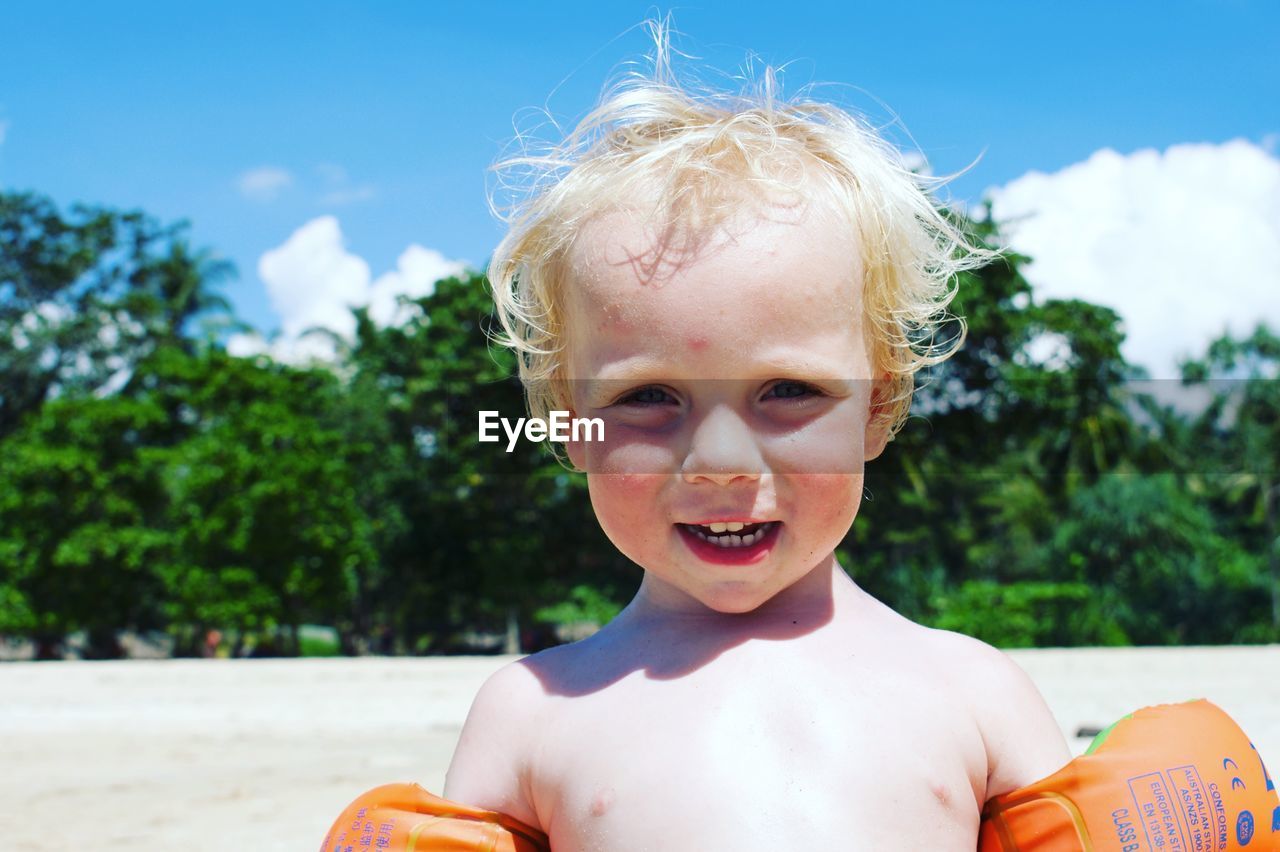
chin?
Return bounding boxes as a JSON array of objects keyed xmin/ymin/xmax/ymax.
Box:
[
  {"xmin": 702, "ymin": 600, "xmax": 755, "ymax": 616},
  {"xmin": 699, "ymin": 587, "xmax": 775, "ymax": 616}
]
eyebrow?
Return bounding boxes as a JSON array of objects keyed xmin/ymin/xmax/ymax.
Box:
[
  {"xmin": 581, "ymin": 351, "xmax": 854, "ymax": 392},
  {"xmin": 574, "ymin": 359, "xmax": 667, "ymax": 401}
]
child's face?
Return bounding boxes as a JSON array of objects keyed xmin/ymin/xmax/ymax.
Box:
[{"xmin": 562, "ymin": 193, "xmax": 887, "ymax": 616}]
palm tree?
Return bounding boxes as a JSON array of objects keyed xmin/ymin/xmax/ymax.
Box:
[
  {"xmin": 132, "ymin": 236, "xmax": 244, "ymax": 352},
  {"xmin": 1180, "ymin": 324, "xmax": 1280, "ymax": 634}
]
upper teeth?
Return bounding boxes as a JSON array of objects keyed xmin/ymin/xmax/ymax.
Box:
[
  {"xmin": 708, "ymin": 522, "xmax": 745, "ymax": 533},
  {"xmin": 686, "ymin": 521, "xmax": 774, "ymax": 548}
]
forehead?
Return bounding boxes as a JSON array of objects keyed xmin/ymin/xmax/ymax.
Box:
[
  {"xmin": 568, "ymin": 189, "xmax": 860, "ymax": 305},
  {"xmin": 561, "ymin": 193, "xmax": 867, "ymax": 377}
]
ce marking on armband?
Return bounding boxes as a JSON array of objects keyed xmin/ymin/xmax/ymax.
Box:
[{"xmin": 1224, "ymin": 745, "xmax": 1280, "ymax": 837}]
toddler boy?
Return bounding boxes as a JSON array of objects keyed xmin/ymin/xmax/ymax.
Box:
[{"xmin": 444, "ymin": 35, "xmax": 1071, "ymax": 851}]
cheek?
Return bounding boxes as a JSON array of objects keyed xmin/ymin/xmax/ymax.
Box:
[
  {"xmin": 766, "ymin": 394, "xmax": 870, "ymax": 475},
  {"xmin": 766, "ymin": 420, "xmax": 865, "ymax": 475},
  {"xmin": 795, "ymin": 473, "xmax": 864, "ymax": 539},
  {"xmin": 587, "ymin": 473, "xmax": 664, "ymax": 534},
  {"xmin": 585, "ymin": 426, "xmax": 681, "ymax": 475}
]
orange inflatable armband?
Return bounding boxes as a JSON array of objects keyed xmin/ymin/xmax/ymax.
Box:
[
  {"xmin": 979, "ymin": 699, "xmax": 1279, "ymax": 851},
  {"xmin": 319, "ymin": 782, "xmax": 550, "ymax": 852}
]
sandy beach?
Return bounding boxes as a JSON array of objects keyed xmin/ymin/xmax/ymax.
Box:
[{"xmin": 1, "ymin": 646, "xmax": 1276, "ymax": 850}]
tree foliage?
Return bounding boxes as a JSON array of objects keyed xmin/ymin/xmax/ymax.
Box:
[
  {"xmin": 0, "ymin": 192, "xmax": 242, "ymax": 440},
  {"xmin": 1, "ymin": 191, "xmax": 1274, "ymax": 656}
]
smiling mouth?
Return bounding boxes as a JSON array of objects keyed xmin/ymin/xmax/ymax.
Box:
[{"xmin": 678, "ymin": 521, "xmax": 779, "ymax": 548}]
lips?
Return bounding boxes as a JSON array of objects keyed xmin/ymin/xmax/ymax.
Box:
[
  {"xmin": 679, "ymin": 521, "xmax": 774, "ymax": 546},
  {"xmin": 675, "ymin": 520, "xmax": 781, "ymax": 566}
]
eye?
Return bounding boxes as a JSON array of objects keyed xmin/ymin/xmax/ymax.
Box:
[
  {"xmin": 617, "ymin": 385, "xmax": 677, "ymax": 406},
  {"xmin": 764, "ymin": 380, "xmax": 823, "ymax": 401}
]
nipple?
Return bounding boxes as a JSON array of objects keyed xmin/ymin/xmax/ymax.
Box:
[
  {"xmin": 589, "ymin": 786, "xmax": 616, "ymax": 817},
  {"xmin": 930, "ymin": 780, "xmax": 952, "ymax": 810}
]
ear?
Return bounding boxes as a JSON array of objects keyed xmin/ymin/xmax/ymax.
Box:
[{"xmin": 863, "ymin": 373, "xmax": 892, "ymax": 462}]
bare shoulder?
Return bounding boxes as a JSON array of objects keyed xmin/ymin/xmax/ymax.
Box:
[
  {"xmin": 922, "ymin": 629, "xmax": 1071, "ymax": 800},
  {"xmin": 443, "ymin": 657, "xmax": 547, "ymax": 829}
]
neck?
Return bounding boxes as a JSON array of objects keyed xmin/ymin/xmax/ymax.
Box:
[
  {"xmin": 616, "ymin": 552, "xmax": 866, "ymax": 638},
  {"xmin": 521, "ymin": 554, "xmax": 879, "ymax": 692}
]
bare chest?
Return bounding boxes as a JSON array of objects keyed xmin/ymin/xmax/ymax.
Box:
[{"xmin": 530, "ymin": 650, "xmax": 986, "ymax": 852}]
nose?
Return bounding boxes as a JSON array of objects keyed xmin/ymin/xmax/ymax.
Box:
[{"xmin": 680, "ymin": 405, "xmax": 764, "ymax": 485}]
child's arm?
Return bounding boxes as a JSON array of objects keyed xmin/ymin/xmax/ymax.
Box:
[
  {"xmin": 317, "ymin": 662, "xmax": 548, "ymax": 852},
  {"xmin": 444, "ymin": 660, "xmax": 545, "ymax": 832},
  {"xmin": 977, "ymin": 700, "xmax": 1280, "ymax": 851},
  {"xmin": 969, "ymin": 643, "xmax": 1072, "ymax": 801}
]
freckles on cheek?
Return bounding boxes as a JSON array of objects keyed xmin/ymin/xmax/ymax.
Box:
[
  {"xmin": 590, "ymin": 472, "xmax": 656, "ymax": 499},
  {"xmin": 588, "ymin": 435, "xmax": 679, "ymax": 476},
  {"xmin": 805, "ymin": 473, "xmax": 865, "ymax": 523},
  {"xmin": 587, "ymin": 473, "xmax": 665, "ymax": 535}
]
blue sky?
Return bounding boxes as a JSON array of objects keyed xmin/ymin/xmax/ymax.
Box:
[{"xmin": 2, "ymin": 1, "xmax": 1277, "ymax": 373}]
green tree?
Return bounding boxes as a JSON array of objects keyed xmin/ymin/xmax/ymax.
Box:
[
  {"xmin": 852, "ymin": 214, "xmax": 1140, "ymax": 626},
  {"xmin": 0, "ymin": 191, "xmax": 240, "ymax": 438},
  {"xmin": 136, "ymin": 345, "xmax": 373, "ymax": 655},
  {"xmin": 0, "ymin": 394, "xmax": 171, "ymax": 657},
  {"xmin": 1043, "ymin": 473, "xmax": 1265, "ymax": 644},
  {"xmin": 1178, "ymin": 324, "xmax": 1280, "ymax": 637},
  {"xmin": 334, "ymin": 273, "xmax": 628, "ymax": 652},
  {"xmin": 125, "ymin": 238, "xmax": 240, "ymax": 350}
]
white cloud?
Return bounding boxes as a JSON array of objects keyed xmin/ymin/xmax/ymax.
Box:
[
  {"xmin": 259, "ymin": 216, "xmax": 368, "ymax": 342},
  {"xmin": 315, "ymin": 161, "xmax": 376, "ymax": 206},
  {"xmin": 239, "ymin": 216, "xmax": 468, "ymax": 364},
  {"xmin": 316, "ymin": 162, "xmax": 349, "ymax": 184},
  {"xmin": 227, "ymin": 328, "xmax": 340, "ymax": 364},
  {"xmin": 320, "ymin": 185, "xmax": 377, "ymax": 206},
  {"xmin": 236, "ymin": 166, "xmax": 294, "ymax": 202},
  {"xmin": 368, "ymin": 245, "xmax": 467, "ymax": 327},
  {"xmin": 235, "ymin": 161, "xmax": 377, "ymax": 208},
  {"xmin": 987, "ymin": 139, "xmax": 1280, "ymax": 377}
]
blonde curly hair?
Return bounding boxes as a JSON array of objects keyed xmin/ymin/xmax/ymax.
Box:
[{"xmin": 487, "ymin": 23, "xmax": 994, "ymax": 448}]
